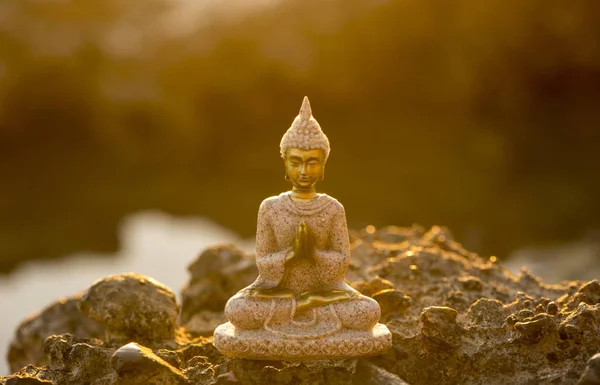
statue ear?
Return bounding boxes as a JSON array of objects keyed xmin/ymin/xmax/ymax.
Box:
[{"xmin": 285, "ymin": 173, "xmax": 290, "ymax": 181}]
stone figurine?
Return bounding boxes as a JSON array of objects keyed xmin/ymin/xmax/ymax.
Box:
[{"xmin": 213, "ymin": 97, "xmax": 391, "ymax": 360}]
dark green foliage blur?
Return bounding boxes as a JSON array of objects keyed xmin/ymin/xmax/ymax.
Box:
[{"xmin": 1, "ymin": 0, "xmax": 599, "ymax": 272}]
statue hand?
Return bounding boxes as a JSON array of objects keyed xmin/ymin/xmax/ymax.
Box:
[
  {"xmin": 286, "ymin": 222, "xmax": 311, "ymax": 264},
  {"xmin": 285, "ymin": 247, "xmax": 295, "ymax": 263},
  {"xmin": 285, "ymin": 228, "xmax": 302, "ymax": 264},
  {"xmin": 295, "ymin": 221, "xmax": 315, "ymax": 263}
]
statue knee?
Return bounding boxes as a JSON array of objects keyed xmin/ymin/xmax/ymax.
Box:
[
  {"xmin": 224, "ymin": 296, "xmax": 267, "ymax": 330},
  {"xmin": 337, "ymin": 297, "xmax": 381, "ymax": 330}
]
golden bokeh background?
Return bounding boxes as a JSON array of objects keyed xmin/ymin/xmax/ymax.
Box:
[{"xmin": 1, "ymin": 0, "xmax": 599, "ymax": 272}]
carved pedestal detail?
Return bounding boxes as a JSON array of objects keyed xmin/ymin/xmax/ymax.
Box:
[{"xmin": 213, "ymin": 322, "xmax": 392, "ymax": 360}]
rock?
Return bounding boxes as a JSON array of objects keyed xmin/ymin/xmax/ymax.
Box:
[
  {"xmin": 504, "ymin": 314, "xmax": 518, "ymax": 327},
  {"xmin": 179, "ymin": 245, "xmax": 256, "ymax": 328},
  {"xmin": 466, "ymin": 298, "xmax": 505, "ymax": 327},
  {"xmin": 6, "ymin": 376, "xmax": 53, "ymax": 385},
  {"xmin": 181, "ymin": 310, "xmax": 226, "ymax": 336},
  {"xmin": 225, "ymin": 359, "xmax": 359, "ymax": 385},
  {"xmin": 155, "ymin": 349, "xmax": 182, "ymax": 369},
  {"xmin": 1, "ymin": 366, "xmax": 52, "ymax": 385},
  {"xmin": 79, "ymin": 273, "xmax": 179, "ymax": 346},
  {"xmin": 4, "ymin": 225, "xmax": 600, "ymax": 385},
  {"xmin": 518, "ymin": 309, "xmax": 534, "ymax": 320},
  {"xmin": 5, "ymin": 378, "xmax": 52, "ymax": 385},
  {"xmin": 353, "ymin": 277, "xmax": 395, "ymax": 297},
  {"xmin": 214, "ymin": 372, "xmax": 239, "ymax": 384},
  {"xmin": 457, "ymin": 276, "xmax": 483, "ymax": 291},
  {"xmin": 176, "ymin": 340, "xmax": 221, "ymax": 365},
  {"xmin": 7, "ymin": 295, "xmax": 104, "ymax": 372},
  {"xmin": 558, "ymin": 302, "xmax": 600, "ymax": 344},
  {"xmin": 419, "ymin": 306, "xmax": 464, "ymax": 350},
  {"xmin": 181, "ymin": 355, "xmax": 214, "ymax": 384},
  {"xmin": 42, "ymin": 334, "xmax": 116, "ymax": 384},
  {"xmin": 372, "ymin": 289, "xmax": 411, "ymax": 320},
  {"xmin": 578, "ymin": 353, "xmax": 600, "ymax": 385},
  {"xmin": 514, "ymin": 313, "xmax": 557, "ymax": 344},
  {"xmin": 354, "ymin": 360, "xmax": 409, "ymax": 384},
  {"xmin": 111, "ymin": 342, "xmax": 188, "ymax": 385},
  {"xmin": 566, "ymin": 281, "xmax": 600, "ymax": 311},
  {"xmin": 579, "ymin": 280, "xmax": 600, "ymax": 297}
]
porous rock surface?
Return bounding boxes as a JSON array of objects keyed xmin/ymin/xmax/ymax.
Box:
[
  {"xmin": 7, "ymin": 294, "xmax": 104, "ymax": 373},
  {"xmin": 180, "ymin": 245, "xmax": 257, "ymax": 336},
  {"xmin": 3, "ymin": 226, "xmax": 600, "ymax": 384},
  {"xmin": 78, "ymin": 273, "xmax": 181, "ymax": 348}
]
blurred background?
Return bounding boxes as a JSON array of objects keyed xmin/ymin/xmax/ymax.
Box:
[
  {"xmin": 1, "ymin": 0, "xmax": 600, "ymax": 299},
  {"xmin": 1, "ymin": 0, "xmax": 600, "ymax": 374}
]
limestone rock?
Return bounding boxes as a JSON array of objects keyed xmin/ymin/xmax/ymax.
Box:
[
  {"xmin": 419, "ymin": 306, "xmax": 465, "ymax": 350},
  {"xmin": 353, "ymin": 277, "xmax": 395, "ymax": 298},
  {"xmin": 547, "ymin": 301, "xmax": 559, "ymax": 315},
  {"xmin": 514, "ymin": 313, "xmax": 557, "ymax": 344},
  {"xmin": 214, "ymin": 372, "xmax": 239, "ymax": 384},
  {"xmin": 5, "ymin": 378, "xmax": 53, "ymax": 385},
  {"xmin": 180, "ymin": 355, "xmax": 214, "ymax": 384},
  {"xmin": 558, "ymin": 302, "xmax": 600, "ymax": 345},
  {"xmin": 78, "ymin": 273, "xmax": 179, "ymax": 347},
  {"xmin": 7, "ymin": 294, "xmax": 104, "ymax": 372},
  {"xmin": 4, "ymin": 225, "xmax": 600, "ymax": 385},
  {"xmin": 457, "ymin": 276, "xmax": 484, "ymax": 292},
  {"xmin": 466, "ymin": 298, "xmax": 505, "ymax": 328},
  {"xmin": 578, "ymin": 353, "xmax": 600, "ymax": 385},
  {"xmin": 1, "ymin": 366, "xmax": 53, "ymax": 385},
  {"xmin": 179, "ymin": 245, "xmax": 256, "ymax": 334},
  {"xmin": 354, "ymin": 360, "xmax": 409, "ymax": 384},
  {"xmin": 222, "ymin": 358, "xmax": 359, "ymax": 385},
  {"xmin": 43, "ymin": 334, "xmax": 116, "ymax": 384},
  {"xmin": 372, "ymin": 289, "xmax": 411, "ymax": 321}
]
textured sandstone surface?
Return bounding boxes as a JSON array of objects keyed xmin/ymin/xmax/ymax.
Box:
[{"xmin": 2, "ymin": 226, "xmax": 600, "ymax": 384}]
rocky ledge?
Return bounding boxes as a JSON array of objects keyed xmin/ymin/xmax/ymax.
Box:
[{"xmin": 2, "ymin": 225, "xmax": 600, "ymax": 385}]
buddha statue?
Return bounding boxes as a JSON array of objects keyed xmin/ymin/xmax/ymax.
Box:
[{"xmin": 213, "ymin": 97, "xmax": 391, "ymax": 360}]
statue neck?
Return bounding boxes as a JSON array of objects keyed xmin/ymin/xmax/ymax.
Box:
[{"xmin": 290, "ymin": 186, "xmax": 317, "ymax": 200}]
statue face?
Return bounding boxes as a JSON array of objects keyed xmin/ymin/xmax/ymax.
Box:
[{"xmin": 284, "ymin": 148, "xmax": 325, "ymax": 189}]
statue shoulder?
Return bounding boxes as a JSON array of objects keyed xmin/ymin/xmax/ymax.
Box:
[
  {"xmin": 259, "ymin": 194, "xmax": 285, "ymax": 212},
  {"xmin": 319, "ymin": 194, "xmax": 346, "ymax": 215}
]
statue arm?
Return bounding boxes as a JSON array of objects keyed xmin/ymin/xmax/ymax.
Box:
[
  {"xmin": 252, "ymin": 199, "xmax": 288, "ymax": 289},
  {"xmin": 314, "ymin": 203, "xmax": 351, "ymax": 286}
]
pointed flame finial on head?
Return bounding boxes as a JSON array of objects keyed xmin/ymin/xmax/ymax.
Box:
[
  {"xmin": 280, "ymin": 96, "xmax": 330, "ymax": 161},
  {"xmin": 299, "ymin": 96, "xmax": 312, "ymax": 121}
]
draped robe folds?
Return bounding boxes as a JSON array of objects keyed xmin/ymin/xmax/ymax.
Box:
[{"xmin": 248, "ymin": 192, "xmax": 357, "ymax": 298}]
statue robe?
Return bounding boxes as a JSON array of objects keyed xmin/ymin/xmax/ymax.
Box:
[{"xmin": 249, "ymin": 192, "xmax": 356, "ymax": 296}]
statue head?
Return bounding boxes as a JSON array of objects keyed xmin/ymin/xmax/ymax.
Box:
[{"xmin": 280, "ymin": 97, "xmax": 330, "ymax": 189}]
